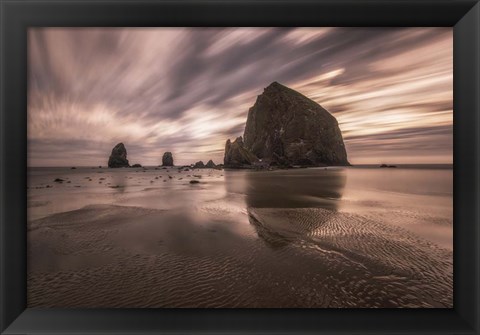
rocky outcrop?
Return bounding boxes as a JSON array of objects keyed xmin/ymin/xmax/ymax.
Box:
[
  {"xmin": 205, "ymin": 160, "xmax": 216, "ymax": 168},
  {"xmin": 224, "ymin": 136, "xmax": 258, "ymax": 168},
  {"xmin": 193, "ymin": 161, "xmax": 205, "ymax": 169},
  {"xmin": 242, "ymin": 82, "xmax": 349, "ymax": 167},
  {"xmin": 162, "ymin": 152, "xmax": 174, "ymax": 166},
  {"xmin": 108, "ymin": 143, "xmax": 129, "ymax": 168}
]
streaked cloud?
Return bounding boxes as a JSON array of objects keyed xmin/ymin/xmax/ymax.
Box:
[{"xmin": 28, "ymin": 27, "xmax": 452, "ymax": 166}]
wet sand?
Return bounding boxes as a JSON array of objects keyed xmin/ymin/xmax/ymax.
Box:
[{"xmin": 27, "ymin": 166, "xmax": 453, "ymax": 308}]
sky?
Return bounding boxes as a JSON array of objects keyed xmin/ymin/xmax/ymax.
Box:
[{"xmin": 28, "ymin": 27, "xmax": 453, "ymax": 167}]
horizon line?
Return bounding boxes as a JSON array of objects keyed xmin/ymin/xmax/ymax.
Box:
[{"xmin": 28, "ymin": 163, "xmax": 454, "ymax": 168}]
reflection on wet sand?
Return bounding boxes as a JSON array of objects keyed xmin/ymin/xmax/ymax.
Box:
[
  {"xmin": 27, "ymin": 166, "xmax": 452, "ymax": 308},
  {"xmin": 239, "ymin": 169, "xmax": 346, "ymax": 248},
  {"xmin": 225, "ymin": 168, "xmax": 346, "ymax": 209}
]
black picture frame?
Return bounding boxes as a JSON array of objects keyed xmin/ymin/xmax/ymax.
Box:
[{"xmin": 1, "ymin": 0, "xmax": 479, "ymax": 334}]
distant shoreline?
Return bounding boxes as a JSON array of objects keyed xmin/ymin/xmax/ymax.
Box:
[{"xmin": 27, "ymin": 164, "xmax": 454, "ymax": 170}]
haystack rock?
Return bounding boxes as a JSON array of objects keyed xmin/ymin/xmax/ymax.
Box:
[
  {"xmin": 162, "ymin": 152, "xmax": 174, "ymax": 166},
  {"xmin": 224, "ymin": 136, "xmax": 258, "ymax": 168},
  {"xmin": 108, "ymin": 143, "xmax": 129, "ymax": 168},
  {"xmin": 242, "ymin": 82, "xmax": 349, "ymax": 167}
]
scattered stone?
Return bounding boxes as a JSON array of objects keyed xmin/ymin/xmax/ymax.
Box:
[
  {"xmin": 131, "ymin": 163, "xmax": 142, "ymax": 168},
  {"xmin": 71, "ymin": 167, "xmax": 76, "ymax": 170},
  {"xmin": 189, "ymin": 180, "xmax": 200, "ymax": 184},
  {"xmin": 53, "ymin": 178, "xmax": 64, "ymax": 183}
]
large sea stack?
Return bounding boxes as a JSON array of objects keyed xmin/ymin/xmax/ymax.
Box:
[
  {"xmin": 162, "ymin": 152, "xmax": 174, "ymax": 166},
  {"xmin": 108, "ymin": 143, "xmax": 130, "ymax": 168},
  {"xmin": 235, "ymin": 82, "xmax": 349, "ymax": 167}
]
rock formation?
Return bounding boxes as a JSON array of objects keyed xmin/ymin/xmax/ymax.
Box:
[
  {"xmin": 108, "ymin": 143, "xmax": 130, "ymax": 168},
  {"xmin": 224, "ymin": 136, "xmax": 258, "ymax": 168},
  {"xmin": 205, "ymin": 160, "xmax": 216, "ymax": 168},
  {"xmin": 238, "ymin": 82, "xmax": 349, "ymax": 167},
  {"xmin": 244, "ymin": 82, "xmax": 349, "ymax": 166},
  {"xmin": 162, "ymin": 152, "xmax": 174, "ymax": 166},
  {"xmin": 193, "ymin": 161, "xmax": 205, "ymax": 169}
]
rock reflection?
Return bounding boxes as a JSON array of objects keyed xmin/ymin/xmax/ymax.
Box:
[
  {"xmin": 243, "ymin": 169, "xmax": 346, "ymax": 209},
  {"xmin": 226, "ymin": 169, "xmax": 346, "ymax": 248}
]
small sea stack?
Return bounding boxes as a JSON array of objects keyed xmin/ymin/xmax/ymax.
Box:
[
  {"xmin": 224, "ymin": 136, "xmax": 258, "ymax": 168},
  {"xmin": 193, "ymin": 161, "xmax": 205, "ymax": 169},
  {"xmin": 108, "ymin": 143, "xmax": 130, "ymax": 168},
  {"xmin": 205, "ymin": 160, "xmax": 217, "ymax": 168},
  {"xmin": 162, "ymin": 152, "xmax": 174, "ymax": 166}
]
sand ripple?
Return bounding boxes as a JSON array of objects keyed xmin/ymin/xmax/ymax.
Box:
[{"xmin": 28, "ymin": 205, "xmax": 452, "ymax": 308}]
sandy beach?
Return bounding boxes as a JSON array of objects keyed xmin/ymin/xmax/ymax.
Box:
[{"xmin": 27, "ymin": 166, "xmax": 453, "ymax": 308}]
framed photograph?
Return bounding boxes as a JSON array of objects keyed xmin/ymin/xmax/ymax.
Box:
[{"xmin": 1, "ymin": 0, "xmax": 479, "ymax": 334}]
